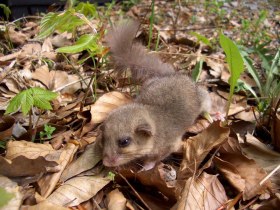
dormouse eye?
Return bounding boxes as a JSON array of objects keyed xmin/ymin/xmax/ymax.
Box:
[{"xmin": 118, "ymin": 137, "xmax": 131, "ymax": 148}]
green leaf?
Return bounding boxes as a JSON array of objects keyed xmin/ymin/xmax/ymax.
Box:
[
  {"xmin": 37, "ymin": 10, "xmax": 84, "ymax": 39},
  {"xmin": 5, "ymin": 88, "xmax": 58, "ymax": 115},
  {"xmin": 37, "ymin": 12, "xmax": 59, "ymax": 39},
  {"xmin": 0, "ymin": 187, "xmax": 14, "ymax": 207},
  {"xmin": 57, "ymin": 34, "xmax": 101, "ymax": 53},
  {"xmin": 5, "ymin": 89, "xmax": 33, "ymax": 115},
  {"xmin": 192, "ymin": 59, "xmax": 204, "ymax": 82},
  {"xmin": 191, "ymin": 32, "xmax": 212, "ymax": 47},
  {"xmin": 31, "ymin": 88, "xmax": 58, "ymax": 110},
  {"xmin": 239, "ymin": 48, "xmax": 263, "ymax": 96},
  {"xmin": 75, "ymin": 2, "xmax": 97, "ymax": 18},
  {"xmin": 219, "ymin": 33, "xmax": 244, "ymax": 117},
  {"xmin": 0, "ymin": 4, "xmax": 11, "ymax": 20}
]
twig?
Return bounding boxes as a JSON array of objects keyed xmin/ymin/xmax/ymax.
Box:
[
  {"xmin": 260, "ymin": 164, "xmax": 280, "ymax": 186},
  {"xmin": 117, "ymin": 172, "xmax": 151, "ymax": 210}
]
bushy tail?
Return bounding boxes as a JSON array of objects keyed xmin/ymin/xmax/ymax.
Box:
[{"xmin": 105, "ymin": 20, "xmax": 175, "ymax": 81}]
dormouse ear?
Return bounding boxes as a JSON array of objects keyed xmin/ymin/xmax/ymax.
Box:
[{"xmin": 135, "ymin": 123, "xmax": 153, "ymax": 137}]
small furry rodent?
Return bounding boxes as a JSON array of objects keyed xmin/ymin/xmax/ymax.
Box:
[{"xmin": 99, "ymin": 21, "xmax": 211, "ymax": 170}]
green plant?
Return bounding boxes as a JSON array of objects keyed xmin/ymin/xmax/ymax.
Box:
[
  {"xmin": 192, "ymin": 59, "xmax": 204, "ymax": 82},
  {"xmin": 239, "ymin": 10, "xmax": 271, "ymax": 47},
  {"xmin": 240, "ymin": 47, "xmax": 280, "ymax": 119},
  {"xmin": 0, "ymin": 4, "xmax": 11, "ymax": 20},
  {"xmin": 190, "ymin": 32, "xmax": 213, "ymax": 48},
  {"xmin": 5, "ymin": 87, "xmax": 58, "ymax": 115},
  {"xmin": 40, "ymin": 124, "xmax": 56, "ymax": 140},
  {"xmin": 0, "ymin": 4, "xmax": 13, "ymax": 51},
  {"xmin": 204, "ymin": 0, "xmax": 227, "ymax": 25},
  {"xmin": 37, "ymin": 1, "xmax": 110, "ymax": 109},
  {"xmin": 107, "ymin": 171, "xmax": 115, "ymax": 181},
  {"xmin": 219, "ymin": 33, "xmax": 244, "ymax": 119},
  {"xmin": 5, "ymin": 87, "xmax": 58, "ymax": 141}
]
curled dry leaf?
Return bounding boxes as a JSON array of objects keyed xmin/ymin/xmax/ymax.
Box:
[
  {"xmin": 37, "ymin": 143, "xmax": 78, "ymax": 198},
  {"xmin": 215, "ymin": 136, "xmax": 270, "ymax": 200},
  {"xmin": 90, "ymin": 91, "xmax": 132, "ymax": 124},
  {"xmin": 240, "ymin": 134, "xmax": 280, "ymax": 187},
  {"xmin": 60, "ymin": 142, "xmax": 102, "ymax": 182},
  {"xmin": 107, "ymin": 189, "xmax": 127, "ymax": 210},
  {"xmin": 241, "ymin": 134, "xmax": 280, "ymax": 172},
  {"xmin": 119, "ymin": 163, "xmax": 177, "ymax": 201},
  {"xmin": 46, "ymin": 173, "xmax": 110, "ymax": 207},
  {"xmin": 174, "ymin": 172, "xmax": 227, "ymax": 210},
  {"xmin": 180, "ymin": 121, "xmax": 230, "ymax": 178}
]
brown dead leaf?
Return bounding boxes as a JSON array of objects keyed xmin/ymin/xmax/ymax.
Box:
[
  {"xmin": 180, "ymin": 122, "xmax": 230, "ymax": 178},
  {"xmin": 215, "ymin": 136, "xmax": 270, "ymax": 200},
  {"xmin": 50, "ymin": 32, "xmax": 73, "ymax": 48},
  {"xmin": 240, "ymin": 134, "xmax": 280, "ymax": 187},
  {"xmin": 32, "ymin": 65, "xmax": 82, "ymax": 94},
  {"xmin": 6, "ymin": 140, "xmax": 58, "ymax": 160},
  {"xmin": 107, "ymin": 189, "xmax": 127, "ymax": 210},
  {"xmin": 0, "ymin": 116, "xmax": 15, "ymax": 141},
  {"xmin": 205, "ymin": 57, "xmax": 225, "ymax": 78},
  {"xmin": 7, "ymin": 27, "xmax": 27, "ymax": 45},
  {"xmin": 0, "ymin": 155, "xmax": 58, "ymax": 177},
  {"xmin": 240, "ymin": 134, "xmax": 280, "ymax": 172},
  {"xmin": 119, "ymin": 163, "xmax": 177, "ymax": 201},
  {"xmin": 90, "ymin": 91, "xmax": 132, "ymax": 124},
  {"xmin": 20, "ymin": 43, "xmax": 42, "ymax": 56},
  {"xmin": 37, "ymin": 143, "xmax": 78, "ymax": 198},
  {"xmin": 46, "ymin": 173, "xmax": 110, "ymax": 207},
  {"xmin": 60, "ymin": 142, "xmax": 102, "ymax": 182},
  {"xmin": 42, "ymin": 38, "xmax": 53, "ymax": 52},
  {"xmin": 174, "ymin": 172, "xmax": 227, "ymax": 210}
]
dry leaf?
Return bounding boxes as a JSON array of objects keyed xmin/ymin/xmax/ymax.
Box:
[
  {"xmin": 0, "ymin": 116, "xmax": 15, "ymax": 141},
  {"xmin": 180, "ymin": 122, "xmax": 230, "ymax": 178},
  {"xmin": 174, "ymin": 172, "xmax": 227, "ymax": 210},
  {"xmin": 107, "ymin": 189, "xmax": 127, "ymax": 210},
  {"xmin": 46, "ymin": 174, "xmax": 110, "ymax": 207},
  {"xmin": 6, "ymin": 140, "xmax": 59, "ymax": 160},
  {"xmin": 90, "ymin": 91, "xmax": 132, "ymax": 124},
  {"xmin": 60, "ymin": 142, "xmax": 102, "ymax": 182},
  {"xmin": 42, "ymin": 38, "xmax": 53, "ymax": 52},
  {"xmin": 0, "ymin": 156, "xmax": 58, "ymax": 177},
  {"xmin": 216, "ymin": 136, "xmax": 270, "ymax": 200},
  {"xmin": 7, "ymin": 27, "xmax": 27, "ymax": 45},
  {"xmin": 37, "ymin": 143, "xmax": 78, "ymax": 198},
  {"xmin": 32, "ymin": 65, "xmax": 82, "ymax": 94},
  {"xmin": 119, "ymin": 163, "xmax": 177, "ymax": 201}
]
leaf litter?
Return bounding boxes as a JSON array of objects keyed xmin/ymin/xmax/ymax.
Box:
[{"xmin": 0, "ymin": 0, "xmax": 280, "ymax": 209}]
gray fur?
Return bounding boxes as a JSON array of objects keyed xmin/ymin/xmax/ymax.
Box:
[{"xmin": 101, "ymin": 21, "xmax": 211, "ymax": 168}]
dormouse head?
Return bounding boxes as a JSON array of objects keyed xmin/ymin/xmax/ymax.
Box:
[{"xmin": 99, "ymin": 104, "xmax": 155, "ymax": 167}]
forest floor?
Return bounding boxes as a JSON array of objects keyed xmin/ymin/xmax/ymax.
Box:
[{"xmin": 0, "ymin": 0, "xmax": 280, "ymax": 209}]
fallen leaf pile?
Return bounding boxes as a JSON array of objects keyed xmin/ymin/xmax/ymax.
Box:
[{"xmin": 0, "ymin": 0, "xmax": 280, "ymax": 209}]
